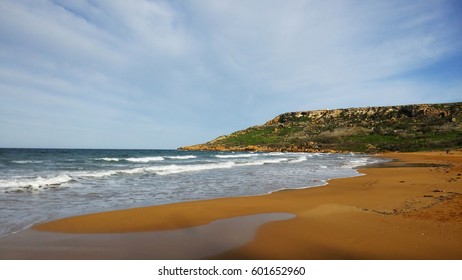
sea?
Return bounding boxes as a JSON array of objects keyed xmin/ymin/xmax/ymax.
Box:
[{"xmin": 0, "ymin": 148, "xmax": 387, "ymax": 237}]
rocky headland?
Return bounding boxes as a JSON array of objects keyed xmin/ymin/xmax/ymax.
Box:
[{"xmin": 180, "ymin": 102, "xmax": 462, "ymax": 153}]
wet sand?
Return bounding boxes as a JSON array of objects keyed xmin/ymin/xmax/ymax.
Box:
[
  {"xmin": 1, "ymin": 151, "xmax": 461, "ymax": 259},
  {"xmin": 0, "ymin": 213, "xmax": 294, "ymax": 259}
]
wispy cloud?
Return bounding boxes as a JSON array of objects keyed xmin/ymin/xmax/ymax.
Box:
[{"xmin": 1, "ymin": 0, "xmax": 461, "ymax": 148}]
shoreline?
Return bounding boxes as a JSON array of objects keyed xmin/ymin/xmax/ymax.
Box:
[{"xmin": 1, "ymin": 151, "xmax": 461, "ymax": 259}]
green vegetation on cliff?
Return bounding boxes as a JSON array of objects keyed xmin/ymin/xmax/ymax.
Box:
[{"xmin": 180, "ymin": 102, "xmax": 462, "ymax": 153}]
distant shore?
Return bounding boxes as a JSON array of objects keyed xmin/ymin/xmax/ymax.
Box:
[
  {"xmin": 1, "ymin": 151, "xmax": 461, "ymax": 259},
  {"xmin": 179, "ymin": 102, "xmax": 462, "ymax": 154}
]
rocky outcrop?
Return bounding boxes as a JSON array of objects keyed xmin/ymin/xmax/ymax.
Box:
[
  {"xmin": 179, "ymin": 102, "xmax": 462, "ymax": 153},
  {"xmin": 265, "ymin": 104, "xmax": 458, "ymax": 127}
]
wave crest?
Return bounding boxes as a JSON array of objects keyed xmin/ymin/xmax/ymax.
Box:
[
  {"xmin": 165, "ymin": 155, "xmax": 197, "ymax": 160},
  {"xmin": 125, "ymin": 157, "xmax": 164, "ymax": 163},
  {"xmin": 96, "ymin": 156, "xmax": 165, "ymax": 163},
  {"xmin": 215, "ymin": 154, "xmax": 259, "ymax": 159},
  {"xmin": 0, "ymin": 175, "xmax": 73, "ymax": 192}
]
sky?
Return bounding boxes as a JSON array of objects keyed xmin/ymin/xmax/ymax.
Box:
[{"xmin": 1, "ymin": 0, "xmax": 461, "ymax": 149}]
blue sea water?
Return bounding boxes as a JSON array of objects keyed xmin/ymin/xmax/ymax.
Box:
[{"xmin": 0, "ymin": 148, "xmax": 386, "ymax": 237}]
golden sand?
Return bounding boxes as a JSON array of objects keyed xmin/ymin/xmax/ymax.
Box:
[{"xmin": 29, "ymin": 151, "xmax": 462, "ymax": 259}]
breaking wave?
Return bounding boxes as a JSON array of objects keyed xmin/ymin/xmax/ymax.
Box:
[
  {"xmin": 165, "ymin": 155, "xmax": 197, "ymax": 160},
  {"xmin": 0, "ymin": 175, "xmax": 74, "ymax": 192},
  {"xmin": 12, "ymin": 160, "xmax": 44, "ymax": 164},
  {"xmin": 125, "ymin": 157, "xmax": 165, "ymax": 163},
  {"xmin": 96, "ymin": 156, "xmax": 165, "ymax": 163},
  {"xmin": 215, "ymin": 154, "xmax": 260, "ymax": 159}
]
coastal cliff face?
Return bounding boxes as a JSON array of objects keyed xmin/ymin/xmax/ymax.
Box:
[{"xmin": 180, "ymin": 102, "xmax": 462, "ymax": 153}]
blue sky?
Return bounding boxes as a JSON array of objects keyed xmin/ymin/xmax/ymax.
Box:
[{"xmin": 1, "ymin": 0, "xmax": 461, "ymax": 149}]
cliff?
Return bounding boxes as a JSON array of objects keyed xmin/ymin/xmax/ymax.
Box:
[{"xmin": 179, "ymin": 102, "xmax": 462, "ymax": 153}]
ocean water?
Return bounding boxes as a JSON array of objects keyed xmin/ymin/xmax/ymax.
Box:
[{"xmin": 0, "ymin": 148, "xmax": 386, "ymax": 237}]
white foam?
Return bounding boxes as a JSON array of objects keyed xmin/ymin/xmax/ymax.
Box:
[
  {"xmin": 165, "ymin": 155, "xmax": 197, "ymax": 160},
  {"xmin": 96, "ymin": 157, "xmax": 120, "ymax": 162},
  {"xmin": 263, "ymin": 152, "xmax": 286, "ymax": 156},
  {"xmin": 96, "ymin": 156, "xmax": 165, "ymax": 163},
  {"xmin": 72, "ymin": 161, "xmax": 239, "ymax": 178},
  {"xmin": 342, "ymin": 156, "xmax": 390, "ymax": 169},
  {"xmin": 0, "ymin": 174, "xmax": 73, "ymax": 192},
  {"xmin": 74, "ymin": 170, "xmax": 119, "ymax": 178},
  {"xmin": 79, "ymin": 156, "xmax": 297, "ymax": 178},
  {"xmin": 342, "ymin": 157, "xmax": 370, "ymax": 169},
  {"xmin": 72, "ymin": 156, "xmax": 295, "ymax": 179},
  {"xmin": 238, "ymin": 158, "xmax": 289, "ymax": 166},
  {"xmin": 125, "ymin": 156, "xmax": 165, "ymax": 163},
  {"xmin": 12, "ymin": 160, "xmax": 44, "ymax": 164},
  {"xmin": 106, "ymin": 161, "xmax": 237, "ymax": 176},
  {"xmin": 290, "ymin": 155, "xmax": 308, "ymax": 163},
  {"xmin": 215, "ymin": 154, "xmax": 260, "ymax": 159},
  {"xmin": 154, "ymin": 161, "xmax": 236, "ymax": 175}
]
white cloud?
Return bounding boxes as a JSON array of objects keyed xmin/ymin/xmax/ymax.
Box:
[{"xmin": 189, "ymin": 0, "xmax": 459, "ymax": 93}]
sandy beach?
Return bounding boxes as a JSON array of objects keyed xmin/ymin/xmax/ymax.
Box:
[{"xmin": 1, "ymin": 151, "xmax": 461, "ymax": 259}]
